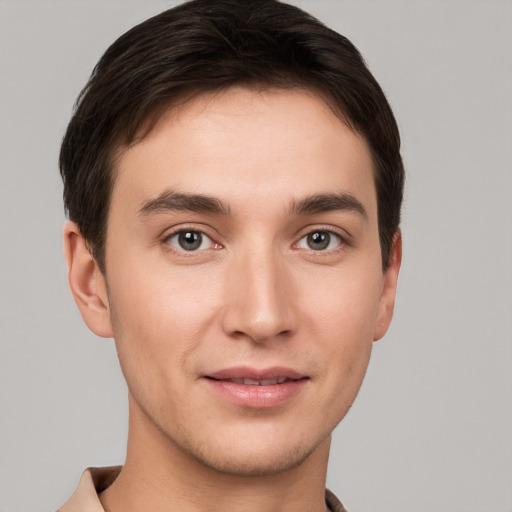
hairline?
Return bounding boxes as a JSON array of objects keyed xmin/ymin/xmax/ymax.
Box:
[{"xmin": 96, "ymin": 83, "xmax": 385, "ymax": 274}]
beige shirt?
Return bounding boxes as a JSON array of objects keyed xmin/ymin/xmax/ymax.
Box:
[{"xmin": 57, "ymin": 466, "xmax": 348, "ymax": 512}]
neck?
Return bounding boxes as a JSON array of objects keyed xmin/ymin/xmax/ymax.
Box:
[{"xmin": 100, "ymin": 395, "xmax": 331, "ymax": 512}]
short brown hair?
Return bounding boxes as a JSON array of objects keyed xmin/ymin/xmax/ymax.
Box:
[{"xmin": 60, "ymin": 0, "xmax": 404, "ymax": 272}]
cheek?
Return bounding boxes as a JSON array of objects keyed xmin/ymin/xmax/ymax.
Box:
[
  {"xmin": 310, "ymin": 296, "xmax": 376, "ymax": 419},
  {"xmin": 106, "ymin": 262, "xmax": 220, "ymax": 381},
  {"xmin": 301, "ymin": 264, "xmax": 383, "ymax": 340},
  {"xmin": 320, "ymin": 302, "xmax": 374, "ymax": 381},
  {"xmin": 300, "ymin": 266, "xmax": 382, "ymax": 391}
]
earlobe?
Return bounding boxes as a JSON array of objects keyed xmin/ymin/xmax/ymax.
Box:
[
  {"xmin": 63, "ymin": 221, "xmax": 113, "ymax": 338},
  {"xmin": 374, "ymin": 230, "xmax": 402, "ymax": 341}
]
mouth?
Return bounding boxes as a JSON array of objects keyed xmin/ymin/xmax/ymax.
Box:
[
  {"xmin": 210, "ymin": 376, "xmax": 292, "ymax": 386},
  {"xmin": 203, "ymin": 367, "xmax": 308, "ymax": 408},
  {"xmin": 205, "ymin": 366, "xmax": 306, "ymax": 384}
]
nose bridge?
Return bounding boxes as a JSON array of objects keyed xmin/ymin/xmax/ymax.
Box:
[{"xmin": 222, "ymin": 241, "xmax": 295, "ymax": 342}]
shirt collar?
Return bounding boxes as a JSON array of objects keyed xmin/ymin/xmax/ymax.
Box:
[
  {"xmin": 57, "ymin": 466, "xmax": 121, "ymax": 512},
  {"xmin": 58, "ymin": 466, "xmax": 347, "ymax": 512}
]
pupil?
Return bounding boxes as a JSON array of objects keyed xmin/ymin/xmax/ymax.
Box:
[
  {"xmin": 179, "ymin": 231, "xmax": 201, "ymax": 250},
  {"xmin": 308, "ymin": 231, "xmax": 329, "ymax": 250}
]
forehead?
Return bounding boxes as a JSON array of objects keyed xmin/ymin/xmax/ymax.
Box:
[{"xmin": 112, "ymin": 86, "xmax": 377, "ymax": 219}]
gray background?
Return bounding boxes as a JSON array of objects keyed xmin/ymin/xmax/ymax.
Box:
[{"xmin": 0, "ymin": 1, "xmax": 511, "ymax": 511}]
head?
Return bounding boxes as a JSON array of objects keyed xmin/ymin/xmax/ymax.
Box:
[
  {"xmin": 60, "ymin": 0, "xmax": 404, "ymax": 274},
  {"xmin": 61, "ymin": 0, "xmax": 403, "ymax": 478}
]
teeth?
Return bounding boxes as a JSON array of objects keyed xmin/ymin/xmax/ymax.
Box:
[
  {"xmin": 223, "ymin": 377, "xmax": 290, "ymax": 385},
  {"xmin": 244, "ymin": 378, "xmax": 263, "ymax": 385},
  {"xmin": 234, "ymin": 378, "xmax": 288, "ymax": 385}
]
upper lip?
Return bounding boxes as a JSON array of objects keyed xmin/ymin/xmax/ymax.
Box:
[{"xmin": 205, "ymin": 366, "xmax": 306, "ymax": 381}]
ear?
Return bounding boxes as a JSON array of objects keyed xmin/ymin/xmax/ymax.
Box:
[
  {"xmin": 63, "ymin": 221, "xmax": 113, "ymax": 338},
  {"xmin": 374, "ymin": 230, "xmax": 402, "ymax": 341}
]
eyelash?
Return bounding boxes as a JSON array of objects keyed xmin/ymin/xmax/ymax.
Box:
[
  {"xmin": 164, "ymin": 228, "xmax": 221, "ymax": 253},
  {"xmin": 295, "ymin": 230, "xmax": 344, "ymax": 252},
  {"xmin": 162, "ymin": 227, "xmax": 348, "ymax": 255}
]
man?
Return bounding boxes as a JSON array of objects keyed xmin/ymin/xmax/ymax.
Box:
[{"xmin": 58, "ymin": 0, "xmax": 403, "ymax": 510}]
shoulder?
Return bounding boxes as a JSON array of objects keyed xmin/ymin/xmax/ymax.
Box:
[{"xmin": 326, "ymin": 488, "xmax": 350, "ymax": 512}]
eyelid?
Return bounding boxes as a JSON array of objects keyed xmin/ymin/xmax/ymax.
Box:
[
  {"xmin": 162, "ymin": 225, "xmax": 222, "ymax": 253},
  {"xmin": 292, "ymin": 225, "xmax": 351, "ymax": 252},
  {"xmin": 296, "ymin": 232, "xmax": 341, "ymax": 250}
]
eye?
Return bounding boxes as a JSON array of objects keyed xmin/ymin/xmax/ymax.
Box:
[
  {"xmin": 166, "ymin": 230, "xmax": 216, "ymax": 252},
  {"xmin": 296, "ymin": 230, "xmax": 342, "ymax": 251}
]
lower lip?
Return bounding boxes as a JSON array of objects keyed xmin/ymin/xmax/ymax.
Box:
[{"xmin": 205, "ymin": 378, "xmax": 308, "ymax": 408}]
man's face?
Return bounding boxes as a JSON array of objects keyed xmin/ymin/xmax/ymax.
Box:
[{"xmin": 97, "ymin": 87, "xmax": 398, "ymax": 475}]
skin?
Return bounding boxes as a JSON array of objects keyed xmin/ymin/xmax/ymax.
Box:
[{"xmin": 64, "ymin": 87, "xmax": 401, "ymax": 512}]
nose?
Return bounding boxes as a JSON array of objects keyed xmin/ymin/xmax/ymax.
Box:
[{"xmin": 221, "ymin": 246, "xmax": 297, "ymax": 343}]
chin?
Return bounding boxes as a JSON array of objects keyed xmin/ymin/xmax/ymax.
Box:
[
  {"xmin": 168, "ymin": 421, "xmax": 331, "ymax": 478},
  {"xmin": 132, "ymin": 391, "xmax": 335, "ymax": 477},
  {"xmin": 189, "ymin": 441, "xmax": 318, "ymax": 477}
]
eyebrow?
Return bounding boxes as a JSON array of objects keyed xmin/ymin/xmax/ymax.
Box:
[
  {"xmin": 138, "ymin": 189, "xmax": 367, "ymax": 221},
  {"xmin": 290, "ymin": 193, "xmax": 368, "ymax": 221},
  {"xmin": 138, "ymin": 190, "xmax": 231, "ymax": 217}
]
